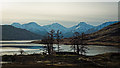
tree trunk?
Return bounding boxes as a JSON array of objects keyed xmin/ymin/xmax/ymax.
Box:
[
  {"xmin": 58, "ymin": 44, "xmax": 59, "ymax": 52},
  {"xmin": 77, "ymin": 45, "xmax": 79, "ymax": 55}
]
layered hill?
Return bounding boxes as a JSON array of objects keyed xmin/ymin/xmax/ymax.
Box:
[
  {"xmin": 1, "ymin": 25, "xmax": 42, "ymax": 40},
  {"xmin": 85, "ymin": 21, "xmax": 119, "ymax": 34},
  {"xmin": 87, "ymin": 22, "xmax": 120, "ymax": 45}
]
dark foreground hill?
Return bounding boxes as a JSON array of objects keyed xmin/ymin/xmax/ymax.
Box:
[
  {"xmin": 1, "ymin": 25, "xmax": 42, "ymax": 40},
  {"xmin": 87, "ymin": 22, "xmax": 120, "ymax": 45}
]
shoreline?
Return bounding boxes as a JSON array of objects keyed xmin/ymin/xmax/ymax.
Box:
[
  {"xmin": 30, "ymin": 40, "xmax": 120, "ymax": 47},
  {"xmin": 1, "ymin": 40, "xmax": 120, "ymax": 47}
]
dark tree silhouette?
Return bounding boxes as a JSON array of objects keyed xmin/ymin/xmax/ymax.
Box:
[
  {"xmin": 74, "ymin": 32, "xmax": 81, "ymax": 55},
  {"xmin": 48, "ymin": 30, "xmax": 55, "ymax": 55},
  {"xmin": 70, "ymin": 32, "xmax": 80, "ymax": 55},
  {"xmin": 70, "ymin": 32, "xmax": 88, "ymax": 55},
  {"xmin": 19, "ymin": 48, "xmax": 24, "ymax": 55},
  {"xmin": 55, "ymin": 30, "xmax": 63, "ymax": 52},
  {"xmin": 44, "ymin": 30, "xmax": 55, "ymax": 55},
  {"xmin": 41, "ymin": 29, "xmax": 55, "ymax": 55},
  {"xmin": 79, "ymin": 33, "xmax": 88, "ymax": 55}
]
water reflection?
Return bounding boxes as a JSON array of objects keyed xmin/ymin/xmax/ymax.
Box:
[{"xmin": 0, "ymin": 41, "xmax": 120, "ymax": 56}]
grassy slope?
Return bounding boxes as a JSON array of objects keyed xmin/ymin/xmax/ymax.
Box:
[
  {"xmin": 87, "ymin": 22, "xmax": 120, "ymax": 46},
  {"xmin": 31, "ymin": 22, "xmax": 120, "ymax": 46}
]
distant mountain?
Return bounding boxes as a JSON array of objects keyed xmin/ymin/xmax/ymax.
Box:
[
  {"xmin": 1, "ymin": 25, "xmax": 42, "ymax": 40},
  {"xmin": 63, "ymin": 22, "xmax": 94, "ymax": 37},
  {"xmin": 69, "ymin": 22, "xmax": 94, "ymax": 33},
  {"xmin": 11, "ymin": 21, "xmax": 119, "ymax": 38},
  {"xmin": 87, "ymin": 22, "xmax": 120, "ymax": 45},
  {"xmin": 12, "ymin": 22, "xmax": 47, "ymax": 36},
  {"xmin": 11, "ymin": 22, "xmax": 22, "ymax": 28},
  {"xmin": 43, "ymin": 23, "xmax": 68, "ymax": 33},
  {"xmin": 85, "ymin": 21, "xmax": 119, "ymax": 34}
]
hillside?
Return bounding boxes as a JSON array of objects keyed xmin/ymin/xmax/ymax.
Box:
[
  {"xmin": 87, "ymin": 22, "xmax": 120, "ymax": 45},
  {"xmin": 1, "ymin": 25, "xmax": 42, "ymax": 40},
  {"xmin": 85, "ymin": 21, "xmax": 118, "ymax": 34},
  {"xmin": 31, "ymin": 22, "xmax": 120, "ymax": 46}
]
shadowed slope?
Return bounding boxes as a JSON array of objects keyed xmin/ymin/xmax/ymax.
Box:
[{"xmin": 1, "ymin": 25, "xmax": 42, "ymax": 40}]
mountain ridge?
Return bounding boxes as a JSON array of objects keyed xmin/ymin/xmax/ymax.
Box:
[
  {"xmin": 12, "ymin": 22, "xmax": 47, "ymax": 36},
  {"xmin": 43, "ymin": 22, "xmax": 67, "ymax": 33},
  {"xmin": 11, "ymin": 21, "xmax": 119, "ymax": 38}
]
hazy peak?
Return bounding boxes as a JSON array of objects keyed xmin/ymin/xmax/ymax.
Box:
[
  {"xmin": 23, "ymin": 22, "xmax": 41, "ymax": 26},
  {"xmin": 52, "ymin": 23, "xmax": 61, "ymax": 25},
  {"xmin": 12, "ymin": 22, "xmax": 21, "ymax": 25},
  {"xmin": 78, "ymin": 22, "xmax": 87, "ymax": 25},
  {"xmin": 27, "ymin": 22, "xmax": 37, "ymax": 25}
]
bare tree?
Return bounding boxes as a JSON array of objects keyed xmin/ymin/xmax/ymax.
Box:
[
  {"xmin": 55, "ymin": 30, "xmax": 63, "ymax": 52},
  {"xmin": 79, "ymin": 33, "xmax": 88, "ymax": 55},
  {"xmin": 41, "ymin": 30, "xmax": 55, "ymax": 55},
  {"xmin": 74, "ymin": 32, "xmax": 81, "ymax": 55},
  {"xmin": 70, "ymin": 32, "xmax": 88, "ymax": 55},
  {"xmin": 48, "ymin": 30, "xmax": 55, "ymax": 55},
  {"xmin": 70, "ymin": 32, "xmax": 80, "ymax": 55}
]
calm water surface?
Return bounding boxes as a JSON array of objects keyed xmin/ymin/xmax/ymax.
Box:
[{"xmin": 0, "ymin": 40, "xmax": 120, "ymax": 56}]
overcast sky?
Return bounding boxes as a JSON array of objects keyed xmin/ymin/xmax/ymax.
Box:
[{"xmin": 2, "ymin": 2, "xmax": 118, "ymax": 27}]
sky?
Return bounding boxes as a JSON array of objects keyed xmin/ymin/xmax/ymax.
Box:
[{"xmin": 2, "ymin": 2, "xmax": 118, "ymax": 27}]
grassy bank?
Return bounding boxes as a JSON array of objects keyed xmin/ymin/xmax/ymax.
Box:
[
  {"xmin": 1, "ymin": 53, "xmax": 120, "ymax": 68},
  {"xmin": 87, "ymin": 42, "xmax": 120, "ymax": 46}
]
